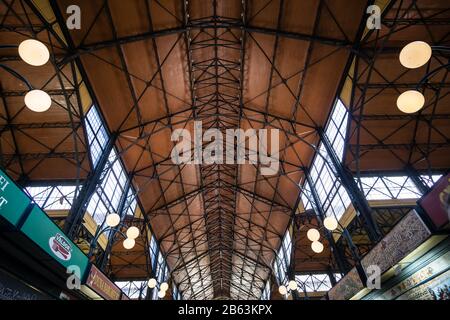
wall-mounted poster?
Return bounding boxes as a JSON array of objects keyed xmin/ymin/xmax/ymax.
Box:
[
  {"xmin": 396, "ymin": 270, "xmax": 450, "ymax": 300},
  {"xmin": 419, "ymin": 174, "xmax": 450, "ymax": 230}
]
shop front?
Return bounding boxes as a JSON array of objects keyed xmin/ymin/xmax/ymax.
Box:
[
  {"xmin": 0, "ymin": 169, "xmax": 88, "ymax": 299},
  {"xmin": 364, "ymin": 238, "xmax": 450, "ymax": 300},
  {"xmin": 0, "ymin": 268, "xmax": 51, "ymax": 300}
]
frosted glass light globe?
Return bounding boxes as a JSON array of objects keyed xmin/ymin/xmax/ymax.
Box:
[
  {"xmin": 399, "ymin": 41, "xmax": 432, "ymax": 69},
  {"xmin": 324, "ymin": 216, "xmax": 338, "ymax": 231},
  {"xmin": 311, "ymin": 241, "xmax": 324, "ymax": 253},
  {"xmin": 105, "ymin": 213, "xmax": 120, "ymax": 227},
  {"xmin": 18, "ymin": 39, "xmax": 50, "ymax": 66},
  {"xmin": 158, "ymin": 290, "xmax": 166, "ymax": 299},
  {"xmin": 288, "ymin": 280, "xmax": 298, "ymax": 291},
  {"xmin": 123, "ymin": 238, "xmax": 135, "ymax": 250},
  {"xmin": 160, "ymin": 282, "xmax": 169, "ymax": 291},
  {"xmin": 397, "ymin": 90, "xmax": 425, "ymax": 114},
  {"xmin": 126, "ymin": 226, "xmax": 140, "ymax": 239},
  {"xmin": 278, "ymin": 285, "xmax": 287, "ymax": 295},
  {"xmin": 24, "ymin": 90, "xmax": 51, "ymax": 112},
  {"xmin": 147, "ymin": 278, "xmax": 157, "ymax": 289},
  {"xmin": 307, "ymin": 228, "xmax": 320, "ymax": 242}
]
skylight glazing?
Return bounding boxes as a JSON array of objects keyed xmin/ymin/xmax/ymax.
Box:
[
  {"xmin": 85, "ymin": 106, "xmax": 109, "ymax": 168},
  {"xmin": 359, "ymin": 175, "xmax": 422, "ymax": 200},
  {"xmin": 26, "ymin": 185, "xmax": 79, "ymax": 210},
  {"xmin": 295, "ymin": 273, "xmax": 342, "ymax": 293},
  {"xmin": 302, "ymin": 99, "xmax": 352, "ymax": 222},
  {"xmin": 115, "ymin": 281, "xmax": 147, "ymax": 299},
  {"xmin": 273, "ymin": 229, "xmax": 292, "ymax": 288}
]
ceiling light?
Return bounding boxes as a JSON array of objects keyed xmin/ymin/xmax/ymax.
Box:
[
  {"xmin": 123, "ymin": 238, "xmax": 135, "ymax": 250},
  {"xmin": 324, "ymin": 216, "xmax": 338, "ymax": 231},
  {"xmin": 399, "ymin": 41, "xmax": 432, "ymax": 69},
  {"xmin": 18, "ymin": 39, "xmax": 50, "ymax": 66},
  {"xmin": 278, "ymin": 285, "xmax": 287, "ymax": 295},
  {"xmin": 397, "ymin": 90, "xmax": 425, "ymax": 113},
  {"xmin": 147, "ymin": 278, "xmax": 157, "ymax": 289},
  {"xmin": 126, "ymin": 226, "xmax": 140, "ymax": 239},
  {"xmin": 160, "ymin": 282, "xmax": 169, "ymax": 292},
  {"xmin": 105, "ymin": 213, "xmax": 120, "ymax": 227},
  {"xmin": 306, "ymin": 228, "xmax": 320, "ymax": 242},
  {"xmin": 288, "ymin": 280, "xmax": 298, "ymax": 291},
  {"xmin": 311, "ymin": 241, "xmax": 324, "ymax": 253},
  {"xmin": 158, "ymin": 290, "xmax": 166, "ymax": 299},
  {"xmin": 24, "ymin": 90, "xmax": 52, "ymax": 112}
]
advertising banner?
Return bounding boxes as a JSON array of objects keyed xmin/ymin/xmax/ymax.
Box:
[
  {"xmin": 328, "ymin": 267, "xmax": 364, "ymax": 300},
  {"xmin": 20, "ymin": 205, "xmax": 89, "ymax": 280},
  {"xmin": 419, "ymin": 173, "xmax": 450, "ymax": 230},
  {"xmin": 377, "ymin": 251, "xmax": 450, "ymax": 300},
  {"xmin": 328, "ymin": 210, "xmax": 431, "ymax": 300},
  {"xmin": 0, "ymin": 169, "xmax": 31, "ymax": 227},
  {"xmin": 361, "ymin": 210, "xmax": 431, "ymax": 273},
  {"xmin": 397, "ymin": 270, "xmax": 450, "ymax": 300},
  {"xmin": 85, "ymin": 265, "xmax": 121, "ymax": 300}
]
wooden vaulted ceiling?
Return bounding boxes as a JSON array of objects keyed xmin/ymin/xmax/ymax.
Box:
[
  {"xmin": 1, "ymin": 0, "xmax": 449, "ymax": 300},
  {"xmin": 344, "ymin": 0, "xmax": 450, "ymax": 174},
  {"xmin": 0, "ymin": 1, "xmax": 91, "ymax": 182},
  {"xmin": 49, "ymin": 0, "xmax": 365, "ymax": 300}
]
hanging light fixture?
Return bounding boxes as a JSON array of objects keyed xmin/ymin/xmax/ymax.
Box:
[
  {"xmin": 123, "ymin": 238, "xmax": 135, "ymax": 250},
  {"xmin": 18, "ymin": 39, "xmax": 50, "ymax": 66},
  {"xmin": 306, "ymin": 228, "xmax": 320, "ymax": 242},
  {"xmin": 126, "ymin": 226, "xmax": 140, "ymax": 239},
  {"xmin": 323, "ymin": 216, "xmax": 338, "ymax": 231},
  {"xmin": 147, "ymin": 278, "xmax": 157, "ymax": 289},
  {"xmin": 396, "ymin": 90, "xmax": 425, "ymax": 114},
  {"xmin": 399, "ymin": 41, "xmax": 432, "ymax": 69},
  {"xmin": 311, "ymin": 241, "xmax": 324, "ymax": 253},
  {"xmin": 160, "ymin": 282, "xmax": 169, "ymax": 292},
  {"xmin": 24, "ymin": 89, "xmax": 52, "ymax": 112},
  {"xmin": 158, "ymin": 290, "xmax": 166, "ymax": 299},
  {"xmin": 278, "ymin": 285, "xmax": 287, "ymax": 295},
  {"xmin": 1, "ymin": 39, "xmax": 52, "ymax": 114},
  {"xmin": 288, "ymin": 280, "xmax": 298, "ymax": 291},
  {"xmin": 105, "ymin": 213, "xmax": 121, "ymax": 227}
]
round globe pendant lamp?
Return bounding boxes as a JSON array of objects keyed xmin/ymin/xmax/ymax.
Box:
[
  {"xmin": 399, "ymin": 41, "xmax": 432, "ymax": 69},
  {"xmin": 397, "ymin": 90, "xmax": 425, "ymax": 113},
  {"xmin": 24, "ymin": 89, "xmax": 51, "ymax": 112},
  {"xmin": 18, "ymin": 39, "xmax": 50, "ymax": 66}
]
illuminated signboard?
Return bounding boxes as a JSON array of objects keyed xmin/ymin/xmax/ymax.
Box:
[
  {"xmin": 0, "ymin": 169, "xmax": 31, "ymax": 227},
  {"xmin": 419, "ymin": 173, "xmax": 450, "ymax": 230},
  {"xmin": 20, "ymin": 206, "xmax": 89, "ymax": 280},
  {"xmin": 85, "ymin": 265, "xmax": 121, "ymax": 300}
]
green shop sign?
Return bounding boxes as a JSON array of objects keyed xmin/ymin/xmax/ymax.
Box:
[
  {"xmin": 0, "ymin": 168, "xmax": 89, "ymax": 282},
  {"xmin": 0, "ymin": 169, "xmax": 30, "ymax": 227},
  {"xmin": 20, "ymin": 206, "xmax": 89, "ymax": 280}
]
